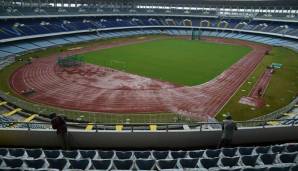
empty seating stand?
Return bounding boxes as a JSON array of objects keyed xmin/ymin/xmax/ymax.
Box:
[{"xmin": 0, "ymin": 143, "xmax": 297, "ymax": 170}]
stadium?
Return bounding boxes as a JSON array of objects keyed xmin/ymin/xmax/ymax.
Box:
[{"xmin": 0, "ymin": 0, "xmax": 298, "ymax": 170}]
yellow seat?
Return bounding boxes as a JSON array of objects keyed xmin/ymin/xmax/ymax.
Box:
[
  {"xmin": 267, "ymin": 121, "xmax": 280, "ymax": 126},
  {"xmin": 4, "ymin": 108, "xmax": 22, "ymax": 117},
  {"xmin": 149, "ymin": 124, "xmax": 157, "ymax": 131},
  {"xmin": 116, "ymin": 125, "xmax": 123, "ymax": 131},
  {"xmin": 85, "ymin": 123, "xmax": 94, "ymax": 131},
  {"xmin": 283, "ymin": 112, "xmax": 294, "ymax": 117},
  {"xmin": 0, "ymin": 101, "xmax": 7, "ymax": 106},
  {"xmin": 24, "ymin": 114, "xmax": 38, "ymax": 122}
]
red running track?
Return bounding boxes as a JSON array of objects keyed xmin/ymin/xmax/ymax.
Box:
[{"xmin": 10, "ymin": 37, "xmax": 271, "ymax": 120}]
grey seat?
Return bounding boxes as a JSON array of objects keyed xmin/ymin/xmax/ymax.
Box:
[
  {"xmin": 199, "ymin": 158, "xmax": 219, "ymax": 169},
  {"xmin": 62, "ymin": 151, "xmax": 79, "ymax": 159},
  {"xmin": 278, "ymin": 152, "xmax": 298, "ymax": 164},
  {"xmin": 220, "ymin": 157, "xmax": 240, "ymax": 167},
  {"xmin": 255, "ymin": 146, "xmax": 271, "ymax": 154},
  {"xmin": 221, "ymin": 148, "xmax": 237, "ymax": 157},
  {"xmin": 113, "ymin": 159, "xmax": 134, "ymax": 170},
  {"xmin": 0, "ymin": 149, "xmax": 8, "ymax": 157},
  {"xmin": 9, "ymin": 148, "xmax": 26, "ymax": 158},
  {"xmin": 259, "ymin": 153, "xmax": 277, "ymax": 165},
  {"xmin": 91, "ymin": 160, "xmax": 112, "ymax": 170},
  {"xmin": 98, "ymin": 151, "xmax": 115, "ymax": 159},
  {"xmin": 205, "ymin": 149, "xmax": 221, "ymax": 158},
  {"xmin": 135, "ymin": 159, "xmax": 156, "ymax": 170},
  {"xmin": 24, "ymin": 159, "xmax": 46, "ymax": 169},
  {"xmin": 116, "ymin": 151, "xmax": 133, "ymax": 159},
  {"xmin": 171, "ymin": 151, "xmax": 187, "ymax": 159},
  {"xmin": 238, "ymin": 147, "xmax": 254, "ymax": 156},
  {"xmin": 189, "ymin": 150, "xmax": 204, "ymax": 158},
  {"xmin": 271, "ymin": 145, "xmax": 286, "ymax": 154},
  {"xmin": 80, "ymin": 150, "xmax": 97, "ymax": 159},
  {"xmin": 156, "ymin": 159, "xmax": 178, "ymax": 170},
  {"xmin": 26, "ymin": 149, "xmax": 43, "ymax": 158},
  {"xmin": 68, "ymin": 159, "xmax": 90, "ymax": 170},
  {"xmin": 44, "ymin": 150, "xmax": 61, "ymax": 158},
  {"xmin": 47, "ymin": 158, "xmax": 68, "ymax": 170},
  {"xmin": 3, "ymin": 158, "xmax": 24, "ymax": 168},
  {"xmin": 287, "ymin": 144, "xmax": 298, "ymax": 153},
  {"xmin": 134, "ymin": 151, "xmax": 151, "ymax": 159},
  {"xmin": 153, "ymin": 151, "xmax": 169, "ymax": 160},
  {"xmin": 179, "ymin": 158, "xmax": 199, "ymax": 169},
  {"xmin": 240, "ymin": 155, "xmax": 259, "ymax": 167}
]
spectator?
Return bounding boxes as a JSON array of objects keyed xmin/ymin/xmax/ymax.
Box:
[
  {"xmin": 50, "ymin": 113, "xmax": 69, "ymax": 149},
  {"xmin": 218, "ymin": 114, "xmax": 237, "ymax": 148}
]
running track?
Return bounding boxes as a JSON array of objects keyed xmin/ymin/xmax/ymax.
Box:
[{"xmin": 10, "ymin": 37, "xmax": 271, "ymax": 120}]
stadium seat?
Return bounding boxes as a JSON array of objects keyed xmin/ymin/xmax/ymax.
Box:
[
  {"xmin": 271, "ymin": 145, "xmax": 286, "ymax": 154},
  {"xmin": 79, "ymin": 150, "xmax": 97, "ymax": 159},
  {"xmin": 178, "ymin": 158, "xmax": 199, "ymax": 169},
  {"xmin": 240, "ymin": 155, "xmax": 259, "ymax": 167},
  {"xmin": 171, "ymin": 151, "xmax": 187, "ymax": 159},
  {"xmin": 24, "ymin": 159, "xmax": 46, "ymax": 169},
  {"xmin": 115, "ymin": 151, "xmax": 133, "ymax": 159},
  {"xmin": 220, "ymin": 156, "xmax": 240, "ymax": 167},
  {"xmin": 255, "ymin": 146, "xmax": 271, "ymax": 154},
  {"xmin": 113, "ymin": 159, "xmax": 134, "ymax": 170},
  {"xmin": 259, "ymin": 153, "xmax": 277, "ymax": 165},
  {"xmin": 134, "ymin": 151, "xmax": 151, "ymax": 159},
  {"xmin": 241, "ymin": 168, "xmax": 267, "ymax": 171},
  {"xmin": 3, "ymin": 158, "xmax": 24, "ymax": 168},
  {"xmin": 286, "ymin": 144, "xmax": 298, "ymax": 153},
  {"xmin": 47, "ymin": 158, "xmax": 69, "ymax": 170},
  {"xmin": 290, "ymin": 165, "xmax": 298, "ymax": 171},
  {"xmin": 204, "ymin": 149, "xmax": 221, "ymax": 158},
  {"xmin": 0, "ymin": 148, "xmax": 8, "ymax": 157},
  {"xmin": 188, "ymin": 150, "xmax": 204, "ymax": 158},
  {"xmin": 68, "ymin": 159, "xmax": 91, "ymax": 170},
  {"xmin": 26, "ymin": 149, "xmax": 44, "ymax": 158},
  {"xmin": 278, "ymin": 152, "xmax": 298, "ymax": 164},
  {"xmin": 91, "ymin": 159, "xmax": 112, "ymax": 170},
  {"xmin": 152, "ymin": 151, "xmax": 169, "ymax": 160},
  {"xmin": 135, "ymin": 159, "xmax": 156, "ymax": 170},
  {"xmin": 221, "ymin": 148, "xmax": 237, "ymax": 157},
  {"xmin": 62, "ymin": 150, "xmax": 79, "ymax": 159},
  {"xmin": 267, "ymin": 165, "xmax": 293, "ymax": 171},
  {"xmin": 8, "ymin": 148, "xmax": 26, "ymax": 158},
  {"xmin": 156, "ymin": 159, "xmax": 178, "ymax": 170},
  {"xmin": 238, "ymin": 147, "xmax": 254, "ymax": 156},
  {"xmin": 98, "ymin": 150, "xmax": 115, "ymax": 159},
  {"xmin": 44, "ymin": 150, "xmax": 61, "ymax": 158},
  {"xmin": 199, "ymin": 158, "xmax": 219, "ymax": 169}
]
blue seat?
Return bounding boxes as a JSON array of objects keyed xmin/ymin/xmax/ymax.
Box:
[
  {"xmin": 291, "ymin": 165, "xmax": 298, "ymax": 171},
  {"xmin": 179, "ymin": 158, "xmax": 199, "ymax": 169},
  {"xmin": 68, "ymin": 159, "xmax": 90, "ymax": 170},
  {"xmin": 26, "ymin": 149, "xmax": 43, "ymax": 158},
  {"xmin": 255, "ymin": 146, "xmax": 271, "ymax": 154},
  {"xmin": 115, "ymin": 151, "xmax": 133, "ymax": 159},
  {"xmin": 47, "ymin": 158, "xmax": 68, "ymax": 170},
  {"xmin": 268, "ymin": 165, "xmax": 293, "ymax": 171},
  {"xmin": 153, "ymin": 151, "xmax": 169, "ymax": 160},
  {"xmin": 171, "ymin": 151, "xmax": 187, "ymax": 159},
  {"xmin": 0, "ymin": 149, "xmax": 8, "ymax": 157},
  {"xmin": 134, "ymin": 151, "xmax": 151, "ymax": 159},
  {"xmin": 98, "ymin": 151, "xmax": 114, "ymax": 159},
  {"xmin": 156, "ymin": 159, "xmax": 178, "ymax": 170},
  {"xmin": 113, "ymin": 159, "xmax": 134, "ymax": 170},
  {"xmin": 221, "ymin": 148, "xmax": 237, "ymax": 157},
  {"xmin": 3, "ymin": 158, "xmax": 24, "ymax": 168},
  {"xmin": 199, "ymin": 158, "xmax": 219, "ymax": 169},
  {"xmin": 278, "ymin": 152, "xmax": 298, "ymax": 164},
  {"xmin": 9, "ymin": 148, "xmax": 26, "ymax": 158},
  {"xmin": 259, "ymin": 153, "xmax": 277, "ymax": 165},
  {"xmin": 80, "ymin": 150, "xmax": 97, "ymax": 159},
  {"xmin": 44, "ymin": 150, "xmax": 61, "ymax": 158},
  {"xmin": 189, "ymin": 150, "xmax": 204, "ymax": 158},
  {"xmin": 135, "ymin": 159, "xmax": 156, "ymax": 170},
  {"xmin": 62, "ymin": 150, "xmax": 79, "ymax": 159},
  {"xmin": 271, "ymin": 145, "xmax": 286, "ymax": 153},
  {"xmin": 220, "ymin": 157, "xmax": 240, "ymax": 167},
  {"xmin": 287, "ymin": 144, "xmax": 298, "ymax": 153},
  {"xmin": 24, "ymin": 159, "xmax": 46, "ymax": 169},
  {"xmin": 242, "ymin": 168, "xmax": 267, "ymax": 171},
  {"xmin": 205, "ymin": 149, "xmax": 221, "ymax": 158},
  {"xmin": 91, "ymin": 159, "xmax": 112, "ymax": 170},
  {"xmin": 238, "ymin": 147, "xmax": 254, "ymax": 156},
  {"xmin": 240, "ymin": 155, "xmax": 259, "ymax": 167}
]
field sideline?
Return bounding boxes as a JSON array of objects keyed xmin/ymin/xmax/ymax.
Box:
[{"xmin": 83, "ymin": 38, "xmax": 251, "ymax": 86}]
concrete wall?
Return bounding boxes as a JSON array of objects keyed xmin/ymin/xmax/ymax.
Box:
[{"xmin": 0, "ymin": 126, "xmax": 297, "ymax": 149}]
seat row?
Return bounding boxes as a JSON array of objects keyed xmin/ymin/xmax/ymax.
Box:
[
  {"xmin": 1, "ymin": 145, "xmax": 298, "ymax": 160},
  {"xmin": 0, "ymin": 155, "xmax": 298, "ymax": 170}
]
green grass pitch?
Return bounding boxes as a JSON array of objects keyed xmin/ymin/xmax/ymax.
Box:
[{"xmin": 83, "ymin": 38, "xmax": 251, "ymax": 86}]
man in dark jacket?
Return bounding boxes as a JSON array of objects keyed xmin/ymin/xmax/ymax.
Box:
[
  {"xmin": 50, "ymin": 113, "xmax": 68, "ymax": 149},
  {"xmin": 218, "ymin": 114, "xmax": 237, "ymax": 148}
]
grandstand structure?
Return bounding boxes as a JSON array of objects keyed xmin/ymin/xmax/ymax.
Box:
[{"xmin": 0, "ymin": 0, "xmax": 298, "ymax": 170}]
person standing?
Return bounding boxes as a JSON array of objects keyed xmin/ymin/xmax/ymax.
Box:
[
  {"xmin": 218, "ymin": 114, "xmax": 237, "ymax": 148},
  {"xmin": 50, "ymin": 113, "xmax": 69, "ymax": 149}
]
